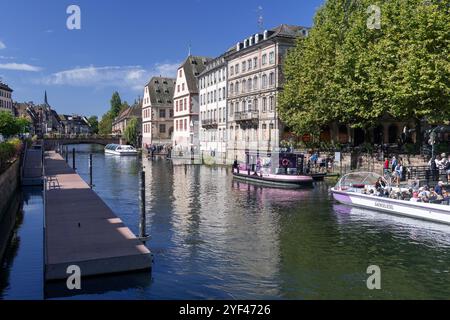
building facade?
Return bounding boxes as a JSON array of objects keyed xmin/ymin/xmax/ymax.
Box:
[
  {"xmin": 225, "ymin": 25, "xmax": 309, "ymax": 163},
  {"xmin": 172, "ymin": 55, "xmax": 211, "ymax": 154},
  {"xmin": 59, "ymin": 114, "xmax": 91, "ymax": 135},
  {"xmin": 198, "ymin": 55, "xmax": 228, "ymax": 163},
  {"xmin": 112, "ymin": 102, "xmax": 142, "ymax": 138},
  {"xmin": 0, "ymin": 81, "xmax": 13, "ymax": 115},
  {"xmin": 142, "ymin": 77, "xmax": 175, "ymax": 148}
]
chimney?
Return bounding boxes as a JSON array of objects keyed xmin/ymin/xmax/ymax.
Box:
[
  {"xmin": 263, "ymin": 30, "xmax": 269, "ymax": 40},
  {"xmin": 243, "ymin": 39, "xmax": 248, "ymax": 49},
  {"xmin": 254, "ymin": 34, "xmax": 260, "ymax": 44},
  {"xmin": 248, "ymin": 36, "xmax": 253, "ymax": 46},
  {"xmin": 236, "ymin": 42, "xmax": 241, "ymax": 51}
]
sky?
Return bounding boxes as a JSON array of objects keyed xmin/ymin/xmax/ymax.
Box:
[{"xmin": 0, "ymin": 0, "xmax": 325, "ymax": 118}]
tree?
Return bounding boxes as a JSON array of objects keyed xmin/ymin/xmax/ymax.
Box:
[
  {"xmin": 278, "ymin": 0, "xmax": 450, "ymax": 146},
  {"xmin": 110, "ymin": 92, "xmax": 122, "ymax": 118},
  {"xmin": 98, "ymin": 111, "xmax": 114, "ymax": 135},
  {"xmin": 0, "ymin": 111, "xmax": 30, "ymax": 138},
  {"xmin": 87, "ymin": 116, "xmax": 99, "ymax": 134},
  {"xmin": 123, "ymin": 117, "xmax": 139, "ymax": 147}
]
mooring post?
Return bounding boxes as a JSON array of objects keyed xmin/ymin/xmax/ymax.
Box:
[
  {"xmin": 72, "ymin": 148, "xmax": 76, "ymax": 170},
  {"xmin": 139, "ymin": 170, "xmax": 148, "ymax": 240},
  {"xmin": 89, "ymin": 154, "xmax": 93, "ymax": 188},
  {"xmin": 65, "ymin": 146, "xmax": 68, "ymax": 163}
]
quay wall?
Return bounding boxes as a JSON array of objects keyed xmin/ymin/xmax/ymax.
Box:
[{"xmin": 0, "ymin": 160, "xmax": 20, "ymax": 221}]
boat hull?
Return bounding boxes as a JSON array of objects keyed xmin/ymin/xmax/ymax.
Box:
[
  {"xmin": 105, "ymin": 150, "xmax": 138, "ymax": 156},
  {"xmin": 331, "ymin": 188, "xmax": 450, "ymax": 225},
  {"xmin": 233, "ymin": 173, "xmax": 313, "ymax": 189}
]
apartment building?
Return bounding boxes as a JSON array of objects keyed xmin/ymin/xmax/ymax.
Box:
[
  {"xmin": 225, "ymin": 24, "xmax": 309, "ymax": 163},
  {"xmin": 0, "ymin": 81, "xmax": 13, "ymax": 115},
  {"xmin": 142, "ymin": 77, "xmax": 175, "ymax": 148},
  {"xmin": 198, "ymin": 55, "xmax": 228, "ymax": 162},
  {"xmin": 172, "ymin": 55, "xmax": 211, "ymax": 154}
]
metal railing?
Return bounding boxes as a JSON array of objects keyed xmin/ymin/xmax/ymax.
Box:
[{"xmin": 234, "ymin": 111, "xmax": 259, "ymax": 121}]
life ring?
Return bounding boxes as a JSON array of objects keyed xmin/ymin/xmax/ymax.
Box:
[{"xmin": 282, "ymin": 158, "xmax": 290, "ymax": 167}]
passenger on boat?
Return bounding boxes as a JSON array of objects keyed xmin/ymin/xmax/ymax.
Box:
[
  {"xmin": 410, "ymin": 192, "xmax": 420, "ymax": 202},
  {"xmin": 375, "ymin": 177, "xmax": 387, "ymax": 191}
]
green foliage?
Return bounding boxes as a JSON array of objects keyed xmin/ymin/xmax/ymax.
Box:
[
  {"xmin": 124, "ymin": 117, "xmax": 139, "ymax": 147},
  {"xmin": 0, "ymin": 111, "xmax": 30, "ymax": 138},
  {"xmin": 0, "ymin": 138, "xmax": 22, "ymax": 172},
  {"xmin": 110, "ymin": 92, "xmax": 122, "ymax": 118},
  {"xmin": 279, "ymin": 0, "xmax": 450, "ymax": 138},
  {"xmin": 98, "ymin": 111, "xmax": 114, "ymax": 135},
  {"xmin": 87, "ymin": 115, "xmax": 99, "ymax": 134}
]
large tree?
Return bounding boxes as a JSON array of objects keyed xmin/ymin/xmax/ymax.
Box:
[
  {"xmin": 0, "ymin": 111, "xmax": 30, "ymax": 138},
  {"xmin": 110, "ymin": 91, "xmax": 122, "ymax": 118},
  {"xmin": 279, "ymin": 0, "xmax": 450, "ymax": 144},
  {"xmin": 87, "ymin": 115, "xmax": 99, "ymax": 134},
  {"xmin": 123, "ymin": 117, "xmax": 139, "ymax": 147}
]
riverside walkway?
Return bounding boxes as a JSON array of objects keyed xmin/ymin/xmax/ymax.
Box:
[{"xmin": 44, "ymin": 151, "xmax": 151, "ymax": 281}]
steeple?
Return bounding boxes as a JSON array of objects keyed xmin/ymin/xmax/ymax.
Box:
[{"xmin": 44, "ymin": 91, "xmax": 48, "ymax": 105}]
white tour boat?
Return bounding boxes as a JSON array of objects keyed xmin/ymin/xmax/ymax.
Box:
[
  {"xmin": 104, "ymin": 144, "xmax": 138, "ymax": 156},
  {"xmin": 331, "ymin": 172, "xmax": 450, "ymax": 225}
]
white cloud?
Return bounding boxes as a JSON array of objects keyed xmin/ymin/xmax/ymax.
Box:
[
  {"xmin": 0, "ymin": 63, "xmax": 42, "ymax": 72},
  {"xmin": 0, "ymin": 41, "xmax": 6, "ymax": 50},
  {"xmin": 39, "ymin": 63, "xmax": 180, "ymax": 91},
  {"xmin": 0, "ymin": 56, "xmax": 15, "ymax": 60}
]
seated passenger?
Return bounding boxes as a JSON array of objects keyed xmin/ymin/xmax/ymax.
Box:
[{"xmin": 410, "ymin": 192, "xmax": 420, "ymax": 202}]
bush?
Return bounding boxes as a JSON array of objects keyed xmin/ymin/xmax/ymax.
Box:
[{"xmin": 0, "ymin": 138, "xmax": 22, "ymax": 173}]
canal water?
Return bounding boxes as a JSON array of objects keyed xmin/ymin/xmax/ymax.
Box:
[{"xmin": 1, "ymin": 143, "xmax": 449, "ymax": 299}]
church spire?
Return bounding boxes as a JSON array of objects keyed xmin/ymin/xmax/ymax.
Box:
[{"xmin": 44, "ymin": 90, "xmax": 48, "ymax": 105}]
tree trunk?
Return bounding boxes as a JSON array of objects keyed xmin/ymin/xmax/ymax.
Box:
[{"xmin": 415, "ymin": 118, "xmax": 422, "ymax": 152}]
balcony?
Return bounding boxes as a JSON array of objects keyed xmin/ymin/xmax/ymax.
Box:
[
  {"xmin": 234, "ymin": 111, "xmax": 259, "ymax": 128},
  {"xmin": 202, "ymin": 119, "xmax": 218, "ymax": 129}
]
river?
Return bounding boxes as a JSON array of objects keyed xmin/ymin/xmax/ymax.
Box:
[{"xmin": 1, "ymin": 144, "xmax": 449, "ymax": 299}]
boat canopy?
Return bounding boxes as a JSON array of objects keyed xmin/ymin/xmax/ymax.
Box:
[
  {"xmin": 105, "ymin": 144, "xmax": 119, "ymax": 150},
  {"xmin": 335, "ymin": 172, "xmax": 383, "ymax": 191}
]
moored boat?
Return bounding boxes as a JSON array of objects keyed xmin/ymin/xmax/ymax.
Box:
[
  {"xmin": 331, "ymin": 172, "xmax": 450, "ymax": 225},
  {"xmin": 104, "ymin": 144, "xmax": 138, "ymax": 156},
  {"xmin": 233, "ymin": 170, "xmax": 313, "ymax": 189}
]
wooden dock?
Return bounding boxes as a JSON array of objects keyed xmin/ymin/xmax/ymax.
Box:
[{"xmin": 44, "ymin": 151, "xmax": 151, "ymax": 281}]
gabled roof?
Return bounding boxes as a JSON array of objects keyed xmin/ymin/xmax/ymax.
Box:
[
  {"xmin": 180, "ymin": 55, "xmax": 212, "ymax": 93},
  {"xmin": 145, "ymin": 77, "xmax": 175, "ymax": 106}
]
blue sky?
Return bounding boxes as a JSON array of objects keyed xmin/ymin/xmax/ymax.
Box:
[{"xmin": 0, "ymin": 0, "xmax": 325, "ymax": 118}]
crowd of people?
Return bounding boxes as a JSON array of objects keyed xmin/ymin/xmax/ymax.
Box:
[{"xmin": 363, "ymin": 176, "xmax": 450, "ymax": 205}]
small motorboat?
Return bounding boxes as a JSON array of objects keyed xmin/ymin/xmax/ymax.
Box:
[
  {"xmin": 104, "ymin": 144, "xmax": 138, "ymax": 156},
  {"xmin": 232, "ymin": 152, "xmax": 314, "ymax": 189},
  {"xmin": 331, "ymin": 172, "xmax": 450, "ymax": 225}
]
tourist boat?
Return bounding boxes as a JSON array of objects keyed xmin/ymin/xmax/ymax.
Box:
[
  {"xmin": 104, "ymin": 144, "xmax": 138, "ymax": 156},
  {"xmin": 232, "ymin": 152, "xmax": 314, "ymax": 189},
  {"xmin": 232, "ymin": 170, "xmax": 314, "ymax": 189},
  {"xmin": 330, "ymin": 172, "xmax": 450, "ymax": 225}
]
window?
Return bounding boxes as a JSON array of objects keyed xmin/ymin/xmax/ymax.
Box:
[
  {"xmin": 269, "ymin": 72, "xmax": 275, "ymax": 86},
  {"xmin": 242, "ymin": 80, "xmax": 246, "ymax": 93},
  {"xmin": 262, "ymin": 97, "xmax": 267, "ymax": 112},
  {"xmin": 179, "ymin": 70, "xmax": 183, "ymax": 78},
  {"xmin": 182, "ymin": 83, "xmax": 185, "ymax": 91},
  {"xmin": 223, "ymin": 87, "xmax": 226, "ymax": 100},
  {"xmin": 159, "ymin": 124, "xmax": 166, "ymax": 133},
  {"xmin": 247, "ymin": 59, "xmax": 252, "ymax": 70},
  {"xmin": 230, "ymin": 103, "xmax": 234, "ymax": 116},
  {"xmin": 176, "ymin": 100, "xmax": 179, "ymax": 112},
  {"xmin": 253, "ymin": 57, "xmax": 258, "ymax": 69},
  {"xmin": 247, "ymin": 100, "xmax": 252, "ymax": 111},
  {"xmin": 236, "ymin": 81, "xmax": 240, "ymax": 93},
  {"xmin": 242, "ymin": 101, "xmax": 246, "ymax": 112},
  {"xmin": 253, "ymin": 76, "xmax": 258, "ymax": 90},
  {"xmin": 269, "ymin": 96, "xmax": 275, "ymax": 111},
  {"xmin": 262, "ymin": 74, "xmax": 267, "ymax": 88},
  {"xmin": 235, "ymin": 64, "xmax": 239, "ymax": 74},
  {"xmin": 254, "ymin": 99, "xmax": 258, "ymax": 111},
  {"xmin": 247, "ymin": 79, "xmax": 252, "ymax": 92},
  {"xmin": 242, "ymin": 61, "xmax": 246, "ymax": 72},
  {"xmin": 230, "ymin": 83, "xmax": 234, "ymax": 95},
  {"xmin": 159, "ymin": 109, "xmax": 166, "ymax": 118},
  {"xmin": 219, "ymin": 88, "xmax": 222, "ymax": 101},
  {"xmin": 184, "ymin": 119, "xmax": 187, "ymax": 131},
  {"xmin": 170, "ymin": 109, "xmax": 173, "ymax": 118},
  {"xmin": 262, "ymin": 54, "xmax": 267, "ymax": 65},
  {"xmin": 269, "ymin": 51, "xmax": 275, "ymax": 64},
  {"xmin": 184, "ymin": 98, "xmax": 187, "ymax": 110},
  {"xmin": 177, "ymin": 85, "xmax": 180, "ymax": 92}
]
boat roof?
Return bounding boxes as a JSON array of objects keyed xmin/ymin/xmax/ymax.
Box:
[{"xmin": 336, "ymin": 172, "xmax": 382, "ymax": 188}]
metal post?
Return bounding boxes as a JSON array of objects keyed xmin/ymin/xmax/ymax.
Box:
[
  {"xmin": 139, "ymin": 170, "xmax": 148, "ymax": 240},
  {"xmin": 72, "ymin": 148, "xmax": 76, "ymax": 170},
  {"xmin": 89, "ymin": 154, "xmax": 93, "ymax": 188},
  {"xmin": 65, "ymin": 146, "xmax": 68, "ymax": 163}
]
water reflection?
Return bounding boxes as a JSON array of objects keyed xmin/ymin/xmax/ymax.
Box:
[{"xmin": 1, "ymin": 144, "xmax": 449, "ymax": 299}]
